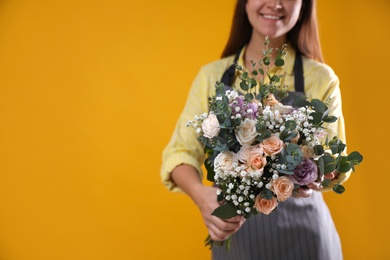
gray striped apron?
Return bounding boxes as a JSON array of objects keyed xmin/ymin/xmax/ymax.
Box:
[{"xmin": 212, "ymin": 52, "xmax": 343, "ymax": 260}]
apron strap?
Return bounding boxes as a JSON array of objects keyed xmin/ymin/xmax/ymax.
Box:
[
  {"xmin": 220, "ymin": 51, "xmax": 240, "ymax": 87},
  {"xmin": 293, "ymin": 52, "xmax": 304, "ymax": 93}
]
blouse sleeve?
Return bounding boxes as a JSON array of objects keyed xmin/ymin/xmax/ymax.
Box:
[
  {"xmin": 319, "ymin": 74, "xmax": 352, "ymax": 191},
  {"xmin": 160, "ymin": 67, "xmax": 211, "ymax": 192}
]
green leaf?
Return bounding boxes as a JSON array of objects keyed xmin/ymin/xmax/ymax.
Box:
[
  {"xmin": 322, "ymin": 153, "xmax": 336, "ymax": 174},
  {"xmin": 258, "ymin": 68, "xmax": 264, "ymax": 75},
  {"xmin": 263, "ymin": 56, "xmax": 270, "ymax": 66},
  {"xmin": 309, "ymin": 112, "xmax": 323, "ymax": 125},
  {"xmin": 271, "ymin": 75, "xmax": 280, "ymax": 83},
  {"xmin": 240, "ymin": 81, "xmax": 249, "ymax": 91},
  {"xmin": 333, "ymin": 183, "xmax": 346, "ymax": 194},
  {"xmin": 252, "ymin": 70, "xmax": 258, "ymax": 76},
  {"xmin": 260, "ymin": 189, "xmax": 274, "ymax": 200},
  {"xmin": 336, "ymin": 161, "xmax": 352, "ymax": 173},
  {"xmin": 329, "ymin": 138, "xmax": 346, "ymax": 154},
  {"xmin": 285, "ymin": 121, "xmax": 297, "ymax": 131},
  {"xmin": 314, "ymin": 145, "xmax": 324, "ymax": 156},
  {"xmin": 283, "ymin": 131, "xmax": 298, "ymax": 142},
  {"xmin": 293, "ymin": 96, "xmax": 311, "ymax": 107},
  {"xmin": 318, "ymin": 157, "xmax": 325, "ymax": 175},
  {"xmin": 211, "ymin": 203, "xmax": 238, "ymax": 219},
  {"xmin": 217, "ymin": 191, "xmax": 224, "ymax": 202},
  {"xmin": 323, "ymin": 116, "xmax": 338, "ymax": 123},
  {"xmin": 311, "ymin": 99, "xmax": 328, "ymax": 113},
  {"xmin": 347, "ymin": 151, "xmax": 363, "ymax": 164},
  {"xmin": 249, "ymin": 78, "xmax": 257, "ymax": 87},
  {"xmin": 205, "ymin": 156, "xmax": 216, "ymax": 182},
  {"xmin": 245, "ymin": 93, "xmax": 254, "ymax": 102},
  {"xmin": 322, "ymin": 178, "xmax": 331, "ymax": 187},
  {"xmin": 275, "ymin": 58, "xmax": 285, "ymax": 67},
  {"xmin": 242, "ymin": 72, "xmax": 248, "ymax": 80}
]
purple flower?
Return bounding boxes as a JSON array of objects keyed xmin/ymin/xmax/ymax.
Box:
[
  {"xmin": 229, "ymin": 96, "xmax": 245, "ymax": 117},
  {"xmin": 245, "ymin": 102, "xmax": 259, "ymax": 119},
  {"xmin": 229, "ymin": 96, "xmax": 259, "ymax": 119},
  {"xmin": 290, "ymin": 159, "xmax": 318, "ymax": 186}
]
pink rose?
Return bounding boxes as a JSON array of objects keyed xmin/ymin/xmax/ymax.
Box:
[
  {"xmin": 254, "ymin": 196, "xmax": 278, "ymax": 215},
  {"xmin": 260, "ymin": 135, "xmax": 284, "ymax": 156},
  {"xmin": 235, "ymin": 119, "xmax": 258, "ymax": 145},
  {"xmin": 214, "ymin": 151, "xmax": 238, "ymax": 172},
  {"xmin": 202, "ymin": 114, "xmax": 220, "ymax": 138},
  {"xmin": 271, "ymin": 176, "xmax": 294, "ymax": 202}
]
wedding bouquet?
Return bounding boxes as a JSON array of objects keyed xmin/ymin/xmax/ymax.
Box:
[{"xmin": 187, "ymin": 37, "xmax": 363, "ymax": 250}]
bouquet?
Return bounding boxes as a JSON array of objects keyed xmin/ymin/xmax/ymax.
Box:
[{"xmin": 187, "ymin": 37, "xmax": 363, "ymax": 250}]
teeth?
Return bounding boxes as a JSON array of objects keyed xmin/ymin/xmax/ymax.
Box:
[{"xmin": 262, "ymin": 14, "xmax": 281, "ymax": 20}]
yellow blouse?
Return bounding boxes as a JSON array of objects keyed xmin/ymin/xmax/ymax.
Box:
[{"xmin": 161, "ymin": 46, "xmax": 350, "ymax": 192}]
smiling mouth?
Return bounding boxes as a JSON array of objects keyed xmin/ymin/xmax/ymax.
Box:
[{"xmin": 261, "ymin": 14, "xmax": 284, "ymax": 20}]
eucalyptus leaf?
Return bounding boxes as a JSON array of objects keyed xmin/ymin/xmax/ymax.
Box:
[
  {"xmin": 240, "ymin": 81, "xmax": 249, "ymax": 91},
  {"xmin": 211, "ymin": 203, "xmax": 239, "ymax": 219},
  {"xmin": 285, "ymin": 120, "xmax": 297, "ymax": 131},
  {"xmin": 309, "ymin": 112, "xmax": 323, "ymax": 125},
  {"xmin": 323, "ymin": 116, "xmax": 338, "ymax": 123},
  {"xmin": 333, "ymin": 184, "xmax": 345, "ymax": 194},
  {"xmin": 336, "ymin": 161, "xmax": 352, "ymax": 173},
  {"xmin": 205, "ymin": 156, "xmax": 216, "ymax": 182},
  {"xmin": 275, "ymin": 58, "xmax": 285, "ymax": 67},
  {"xmin": 322, "ymin": 178, "xmax": 331, "ymax": 187},
  {"xmin": 311, "ymin": 99, "xmax": 328, "ymax": 113},
  {"xmin": 314, "ymin": 145, "xmax": 324, "ymax": 156},
  {"xmin": 318, "ymin": 157, "xmax": 325, "ymax": 175},
  {"xmin": 347, "ymin": 151, "xmax": 363, "ymax": 164}
]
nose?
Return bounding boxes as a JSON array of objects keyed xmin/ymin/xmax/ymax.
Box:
[{"xmin": 267, "ymin": 0, "xmax": 283, "ymax": 10}]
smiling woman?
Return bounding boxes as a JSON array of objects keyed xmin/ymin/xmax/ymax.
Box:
[{"xmin": 161, "ymin": 0, "xmax": 347, "ymax": 259}]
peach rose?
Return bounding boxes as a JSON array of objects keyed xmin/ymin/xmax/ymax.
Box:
[
  {"xmin": 263, "ymin": 94, "xmax": 278, "ymax": 106},
  {"xmin": 271, "ymin": 176, "xmax": 294, "ymax": 202},
  {"xmin": 254, "ymin": 196, "xmax": 278, "ymax": 215},
  {"xmin": 202, "ymin": 113, "xmax": 220, "ymax": 138},
  {"xmin": 214, "ymin": 151, "xmax": 238, "ymax": 172},
  {"xmin": 247, "ymin": 147, "xmax": 267, "ymax": 170},
  {"xmin": 235, "ymin": 119, "xmax": 258, "ymax": 145},
  {"xmin": 260, "ymin": 135, "xmax": 284, "ymax": 155},
  {"xmin": 300, "ymin": 145, "xmax": 315, "ymax": 159}
]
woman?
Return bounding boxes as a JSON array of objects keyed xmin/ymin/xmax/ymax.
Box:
[{"xmin": 161, "ymin": 0, "xmax": 349, "ymax": 259}]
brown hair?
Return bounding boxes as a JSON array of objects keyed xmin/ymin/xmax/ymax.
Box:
[{"xmin": 221, "ymin": 0, "xmax": 323, "ymax": 62}]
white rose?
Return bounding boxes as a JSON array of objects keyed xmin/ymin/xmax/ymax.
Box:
[
  {"xmin": 214, "ymin": 151, "xmax": 238, "ymax": 172},
  {"xmin": 202, "ymin": 114, "xmax": 220, "ymax": 138},
  {"xmin": 235, "ymin": 119, "xmax": 258, "ymax": 145}
]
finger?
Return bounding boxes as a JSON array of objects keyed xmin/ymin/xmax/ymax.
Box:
[
  {"xmin": 307, "ymin": 182, "xmax": 322, "ymax": 191},
  {"xmin": 293, "ymin": 187, "xmax": 312, "ymax": 198},
  {"xmin": 225, "ymin": 215, "xmax": 245, "ymax": 223},
  {"xmin": 211, "ymin": 217, "xmax": 242, "ymax": 232},
  {"xmin": 208, "ymin": 228, "xmax": 230, "ymax": 242},
  {"xmin": 324, "ymin": 172, "xmax": 335, "ymax": 179}
]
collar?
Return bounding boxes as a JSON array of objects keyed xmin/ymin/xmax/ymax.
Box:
[{"xmin": 236, "ymin": 44, "xmax": 296, "ymax": 76}]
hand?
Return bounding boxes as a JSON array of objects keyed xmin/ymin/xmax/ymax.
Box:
[
  {"xmin": 293, "ymin": 171, "xmax": 337, "ymax": 198},
  {"xmin": 194, "ymin": 185, "xmax": 246, "ymax": 241}
]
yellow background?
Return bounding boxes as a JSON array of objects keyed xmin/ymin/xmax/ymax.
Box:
[{"xmin": 0, "ymin": 0, "xmax": 388, "ymax": 259}]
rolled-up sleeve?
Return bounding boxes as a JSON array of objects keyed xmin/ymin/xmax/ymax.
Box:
[{"xmin": 160, "ymin": 67, "xmax": 210, "ymax": 192}]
